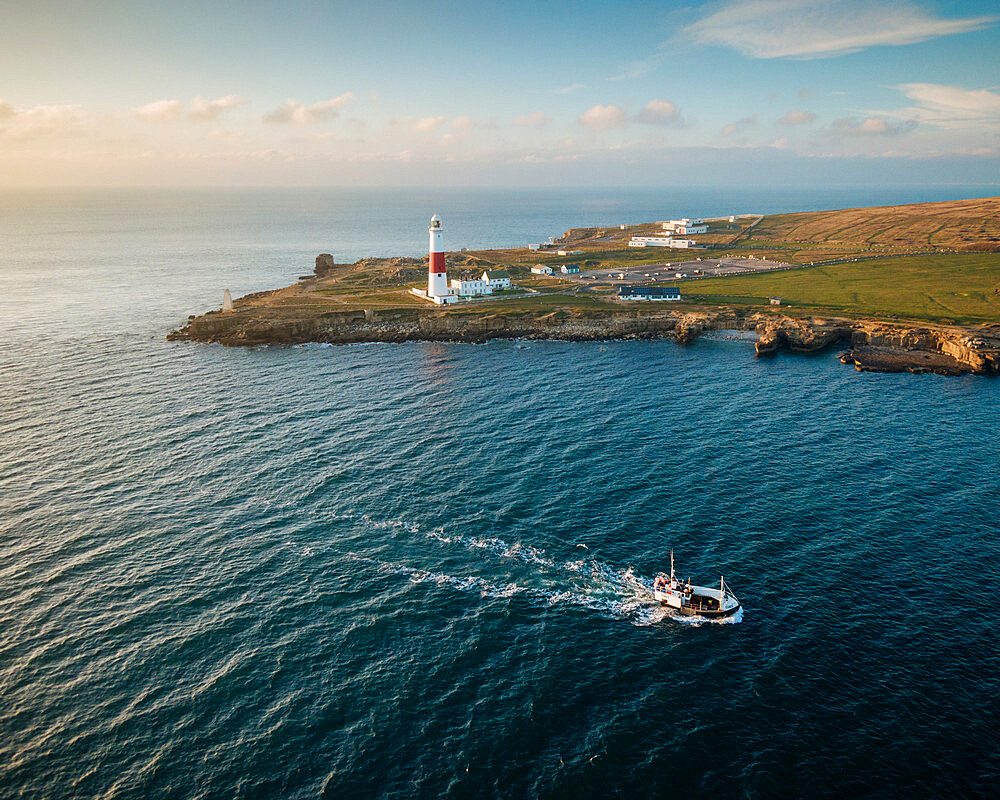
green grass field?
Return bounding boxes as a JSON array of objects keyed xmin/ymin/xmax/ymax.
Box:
[{"xmin": 684, "ymin": 253, "xmax": 1000, "ymax": 324}]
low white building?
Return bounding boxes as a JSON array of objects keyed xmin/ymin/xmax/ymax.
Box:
[
  {"xmin": 531, "ymin": 265, "xmax": 552, "ymax": 275},
  {"xmin": 618, "ymin": 285, "xmax": 681, "ymax": 301},
  {"xmin": 410, "ymin": 287, "xmax": 458, "ymax": 304},
  {"xmin": 628, "ymin": 236, "xmax": 697, "ymax": 249},
  {"xmin": 450, "ymin": 276, "xmax": 492, "ymax": 297},
  {"xmin": 662, "ymin": 218, "xmax": 706, "ymax": 234},
  {"xmin": 482, "ymin": 270, "xmax": 511, "ymax": 290}
]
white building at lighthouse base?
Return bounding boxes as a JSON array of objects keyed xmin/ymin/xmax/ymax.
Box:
[{"xmin": 410, "ymin": 286, "xmax": 458, "ymax": 304}]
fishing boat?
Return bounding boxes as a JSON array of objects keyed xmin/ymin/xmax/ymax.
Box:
[{"xmin": 652, "ymin": 551, "xmax": 741, "ymax": 619}]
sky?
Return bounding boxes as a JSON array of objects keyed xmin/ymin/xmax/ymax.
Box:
[{"xmin": 1, "ymin": 0, "xmax": 999, "ymax": 187}]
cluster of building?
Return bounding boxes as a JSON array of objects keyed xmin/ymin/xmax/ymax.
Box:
[
  {"xmin": 627, "ymin": 216, "xmax": 706, "ymax": 250},
  {"xmin": 530, "ymin": 264, "xmax": 579, "ymax": 275},
  {"xmin": 450, "ymin": 270, "xmax": 511, "ymax": 297},
  {"xmin": 628, "ymin": 236, "xmax": 697, "ymax": 249},
  {"xmin": 662, "ymin": 218, "xmax": 708, "ymax": 235},
  {"xmin": 411, "ymin": 215, "xmax": 517, "ymax": 304},
  {"xmin": 526, "ymin": 238, "xmax": 584, "ymax": 256}
]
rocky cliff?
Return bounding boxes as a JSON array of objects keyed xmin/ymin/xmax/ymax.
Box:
[{"xmin": 168, "ymin": 304, "xmax": 1000, "ymax": 377}]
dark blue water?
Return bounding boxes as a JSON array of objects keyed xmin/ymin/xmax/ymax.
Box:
[{"xmin": 2, "ymin": 188, "xmax": 999, "ymax": 798}]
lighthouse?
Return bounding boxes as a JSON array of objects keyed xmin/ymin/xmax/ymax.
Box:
[
  {"xmin": 409, "ymin": 214, "xmax": 458, "ymax": 303},
  {"xmin": 428, "ymin": 214, "xmax": 448, "ymax": 299}
]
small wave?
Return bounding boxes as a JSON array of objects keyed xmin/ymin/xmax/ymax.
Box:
[{"xmin": 361, "ymin": 514, "xmax": 420, "ymax": 534}]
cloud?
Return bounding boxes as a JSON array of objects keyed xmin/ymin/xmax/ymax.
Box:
[
  {"xmin": 554, "ymin": 84, "xmax": 585, "ymax": 95},
  {"xmin": 608, "ymin": 53, "xmax": 665, "ymax": 81},
  {"xmin": 134, "ymin": 99, "xmax": 184, "ymax": 122},
  {"xmin": 634, "ymin": 99, "xmax": 684, "ymax": 126},
  {"xmin": 859, "ymin": 84, "xmax": 1000, "ymax": 133},
  {"xmin": 778, "ymin": 109, "xmax": 816, "ymax": 125},
  {"xmin": 833, "ymin": 116, "xmax": 918, "ymax": 136},
  {"xmin": 188, "ymin": 95, "xmax": 246, "ymax": 120},
  {"xmin": 0, "ymin": 102, "xmax": 89, "ymax": 138},
  {"xmin": 449, "ymin": 116, "xmax": 499, "ymax": 131},
  {"xmin": 896, "ymin": 83, "xmax": 1000, "ymax": 125},
  {"xmin": 683, "ymin": 0, "xmax": 997, "ymax": 59},
  {"xmin": 513, "ymin": 111, "xmax": 551, "ymax": 129},
  {"xmin": 411, "ymin": 115, "xmax": 448, "ymax": 132},
  {"xmin": 134, "ymin": 96, "xmax": 246, "ymax": 122},
  {"xmin": 578, "ymin": 104, "xmax": 627, "ymax": 131},
  {"xmin": 263, "ymin": 94, "xmax": 354, "ymax": 125},
  {"xmin": 721, "ymin": 114, "xmax": 758, "ymax": 137}
]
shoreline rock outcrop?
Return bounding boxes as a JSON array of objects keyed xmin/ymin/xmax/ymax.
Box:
[{"xmin": 168, "ymin": 302, "xmax": 1000, "ymax": 377}]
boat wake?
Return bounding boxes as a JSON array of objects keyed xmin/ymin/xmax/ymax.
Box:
[{"xmin": 361, "ymin": 516, "xmax": 741, "ymax": 627}]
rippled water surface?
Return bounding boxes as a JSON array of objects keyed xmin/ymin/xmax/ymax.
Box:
[{"xmin": 2, "ymin": 189, "xmax": 999, "ymax": 798}]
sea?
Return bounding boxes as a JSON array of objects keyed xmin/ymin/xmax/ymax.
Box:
[{"xmin": 2, "ymin": 186, "xmax": 999, "ymax": 799}]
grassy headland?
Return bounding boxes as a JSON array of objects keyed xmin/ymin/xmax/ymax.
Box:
[
  {"xmin": 173, "ymin": 196, "xmax": 1000, "ymax": 344},
  {"xmin": 685, "ymin": 253, "xmax": 1000, "ymax": 325}
]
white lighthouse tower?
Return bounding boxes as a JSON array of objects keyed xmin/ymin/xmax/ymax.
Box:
[
  {"xmin": 409, "ymin": 214, "xmax": 457, "ymax": 303},
  {"xmin": 427, "ymin": 214, "xmax": 450, "ymax": 300}
]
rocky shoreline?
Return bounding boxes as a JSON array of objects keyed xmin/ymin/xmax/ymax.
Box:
[{"xmin": 168, "ymin": 304, "xmax": 1000, "ymax": 377}]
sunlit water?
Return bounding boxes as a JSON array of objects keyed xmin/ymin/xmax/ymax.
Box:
[{"xmin": 2, "ymin": 188, "xmax": 999, "ymax": 798}]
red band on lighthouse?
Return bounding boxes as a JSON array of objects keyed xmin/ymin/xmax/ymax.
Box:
[{"xmin": 429, "ymin": 251, "xmax": 446, "ymax": 274}]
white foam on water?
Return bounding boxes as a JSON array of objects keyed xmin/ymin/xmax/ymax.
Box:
[
  {"xmin": 361, "ymin": 514, "xmax": 420, "ymax": 534},
  {"xmin": 364, "ymin": 517, "xmax": 743, "ymax": 627}
]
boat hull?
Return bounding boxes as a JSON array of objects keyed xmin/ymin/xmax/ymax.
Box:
[
  {"xmin": 653, "ymin": 584, "xmax": 741, "ymax": 618},
  {"xmin": 674, "ymin": 602, "xmax": 741, "ymax": 619}
]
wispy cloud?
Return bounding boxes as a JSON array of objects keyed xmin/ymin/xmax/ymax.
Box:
[
  {"xmin": 410, "ymin": 115, "xmax": 448, "ymax": 132},
  {"xmin": 778, "ymin": 109, "xmax": 816, "ymax": 125},
  {"xmin": 133, "ymin": 96, "xmax": 246, "ymax": 122},
  {"xmin": 134, "ymin": 99, "xmax": 184, "ymax": 122},
  {"xmin": 188, "ymin": 95, "xmax": 246, "ymax": 120},
  {"xmin": 0, "ymin": 101, "xmax": 89, "ymax": 138},
  {"xmin": 633, "ymin": 99, "xmax": 684, "ymax": 126},
  {"xmin": 861, "ymin": 83, "xmax": 1000, "ymax": 132},
  {"xmin": 833, "ymin": 116, "xmax": 918, "ymax": 136},
  {"xmin": 554, "ymin": 84, "xmax": 586, "ymax": 95},
  {"xmin": 895, "ymin": 83, "xmax": 1000, "ymax": 127},
  {"xmin": 684, "ymin": 0, "xmax": 997, "ymax": 59},
  {"xmin": 578, "ymin": 104, "xmax": 627, "ymax": 131},
  {"xmin": 608, "ymin": 53, "xmax": 665, "ymax": 81},
  {"xmin": 513, "ymin": 111, "xmax": 551, "ymax": 129},
  {"xmin": 263, "ymin": 94, "xmax": 354, "ymax": 125},
  {"xmin": 721, "ymin": 114, "xmax": 758, "ymax": 137}
]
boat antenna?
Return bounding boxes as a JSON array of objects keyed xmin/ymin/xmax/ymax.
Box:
[{"xmin": 670, "ymin": 550, "xmax": 675, "ymax": 584}]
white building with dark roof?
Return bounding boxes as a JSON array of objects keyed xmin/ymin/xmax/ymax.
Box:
[
  {"xmin": 482, "ymin": 269, "xmax": 511, "ymax": 290},
  {"xmin": 617, "ymin": 285, "xmax": 681, "ymax": 301},
  {"xmin": 450, "ymin": 275, "xmax": 492, "ymax": 297}
]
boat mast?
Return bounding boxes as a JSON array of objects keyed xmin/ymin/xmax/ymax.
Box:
[
  {"xmin": 670, "ymin": 550, "xmax": 675, "ymax": 585},
  {"xmin": 720, "ymin": 575, "xmax": 725, "ymax": 604}
]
